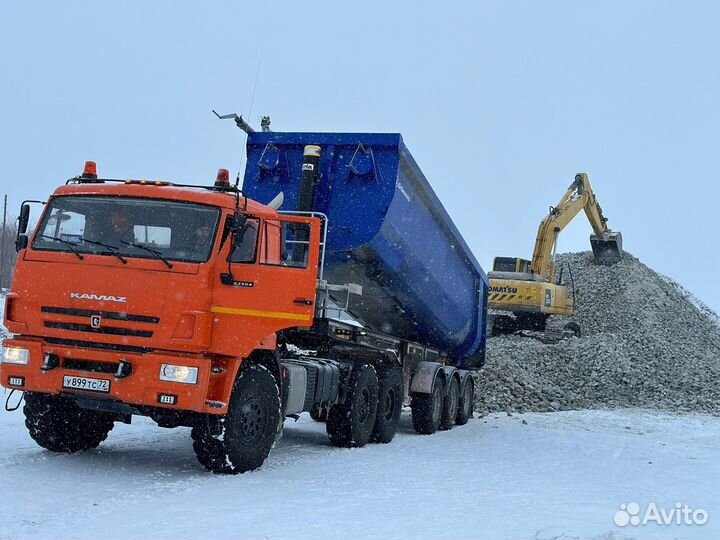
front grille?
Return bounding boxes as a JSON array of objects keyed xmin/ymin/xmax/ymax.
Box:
[
  {"xmin": 44, "ymin": 337, "xmax": 152, "ymax": 354},
  {"xmin": 44, "ymin": 321, "xmax": 153, "ymax": 338},
  {"xmin": 63, "ymin": 358, "xmax": 119, "ymax": 375},
  {"xmin": 41, "ymin": 306, "xmax": 159, "ymax": 324},
  {"xmin": 41, "ymin": 305, "xmax": 159, "ymax": 339}
]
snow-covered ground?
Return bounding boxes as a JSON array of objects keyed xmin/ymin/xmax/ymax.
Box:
[
  {"xmin": 1, "ymin": 404, "xmax": 718, "ymax": 540},
  {"xmin": 2, "ymin": 294, "xmax": 719, "ymax": 539}
]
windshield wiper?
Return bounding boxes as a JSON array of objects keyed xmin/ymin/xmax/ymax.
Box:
[
  {"xmin": 38, "ymin": 234, "xmax": 85, "ymax": 260},
  {"xmin": 119, "ymin": 240, "xmax": 173, "ymax": 269},
  {"xmin": 79, "ymin": 237, "xmax": 128, "ymax": 264}
]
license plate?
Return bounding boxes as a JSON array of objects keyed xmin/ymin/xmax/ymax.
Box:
[{"xmin": 62, "ymin": 375, "xmax": 111, "ymax": 393}]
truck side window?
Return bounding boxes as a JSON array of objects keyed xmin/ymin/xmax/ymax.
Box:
[
  {"xmin": 259, "ymin": 220, "xmax": 282, "ymax": 265},
  {"xmin": 260, "ymin": 221, "xmax": 310, "ymax": 269},
  {"xmin": 230, "ymin": 219, "xmax": 259, "ymax": 263}
]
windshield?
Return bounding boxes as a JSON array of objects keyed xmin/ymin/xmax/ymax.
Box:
[{"xmin": 32, "ymin": 196, "xmax": 221, "ymax": 263}]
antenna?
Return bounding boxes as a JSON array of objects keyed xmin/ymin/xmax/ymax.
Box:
[
  {"xmin": 239, "ymin": 49, "xmax": 264, "ymax": 185},
  {"xmin": 212, "ymin": 49, "xmax": 265, "ymax": 189}
]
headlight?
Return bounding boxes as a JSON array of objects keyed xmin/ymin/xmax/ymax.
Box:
[
  {"xmin": 159, "ymin": 364, "xmax": 198, "ymax": 384},
  {"xmin": 1, "ymin": 346, "xmax": 30, "ymax": 365}
]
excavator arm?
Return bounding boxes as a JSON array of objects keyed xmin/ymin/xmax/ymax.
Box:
[{"xmin": 531, "ymin": 173, "xmax": 622, "ymax": 279}]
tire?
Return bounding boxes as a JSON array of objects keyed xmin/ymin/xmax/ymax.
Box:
[
  {"xmin": 23, "ymin": 392, "xmax": 115, "ymax": 453},
  {"xmin": 309, "ymin": 408, "xmax": 327, "ymax": 422},
  {"xmin": 411, "ymin": 377, "xmax": 445, "ymax": 435},
  {"xmin": 371, "ymin": 368, "xmax": 403, "ymax": 443},
  {"xmin": 455, "ymin": 378, "xmax": 474, "ymax": 426},
  {"xmin": 192, "ymin": 363, "xmax": 281, "ymax": 474},
  {"xmin": 439, "ymin": 376, "xmax": 460, "ymax": 431},
  {"xmin": 326, "ymin": 364, "xmax": 378, "ymax": 448}
]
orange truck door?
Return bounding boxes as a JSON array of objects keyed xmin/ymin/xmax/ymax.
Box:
[{"xmin": 210, "ymin": 215, "xmax": 320, "ymax": 357}]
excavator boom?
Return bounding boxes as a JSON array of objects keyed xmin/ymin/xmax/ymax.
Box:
[{"xmin": 531, "ymin": 173, "xmax": 622, "ymax": 277}]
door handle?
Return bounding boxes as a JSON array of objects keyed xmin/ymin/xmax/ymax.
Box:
[{"xmin": 294, "ymin": 298, "xmax": 314, "ymax": 306}]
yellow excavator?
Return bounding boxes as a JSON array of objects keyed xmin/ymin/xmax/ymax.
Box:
[{"xmin": 488, "ymin": 172, "xmax": 622, "ymax": 337}]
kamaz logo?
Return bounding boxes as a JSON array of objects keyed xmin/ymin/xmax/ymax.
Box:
[
  {"xmin": 490, "ymin": 286, "xmax": 518, "ymax": 294},
  {"xmin": 70, "ymin": 293, "xmax": 127, "ymax": 303}
]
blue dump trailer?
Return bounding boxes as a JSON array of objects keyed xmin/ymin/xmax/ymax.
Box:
[{"xmin": 242, "ymin": 132, "xmax": 488, "ymax": 369}]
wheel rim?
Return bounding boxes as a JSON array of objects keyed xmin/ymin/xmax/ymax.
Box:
[
  {"xmin": 383, "ymin": 386, "xmax": 398, "ymax": 421},
  {"xmin": 238, "ymin": 397, "xmax": 266, "ymax": 443},
  {"xmin": 357, "ymin": 387, "xmax": 371, "ymax": 426}
]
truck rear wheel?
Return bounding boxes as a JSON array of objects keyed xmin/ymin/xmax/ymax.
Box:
[
  {"xmin": 23, "ymin": 392, "xmax": 115, "ymax": 453},
  {"xmin": 326, "ymin": 364, "xmax": 378, "ymax": 448},
  {"xmin": 439, "ymin": 376, "xmax": 460, "ymax": 431},
  {"xmin": 411, "ymin": 377, "xmax": 445, "ymax": 435},
  {"xmin": 455, "ymin": 378, "xmax": 475, "ymax": 425},
  {"xmin": 191, "ymin": 364, "xmax": 280, "ymax": 474},
  {"xmin": 371, "ymin": 367, "xmax": 403, "ymax": 443}
]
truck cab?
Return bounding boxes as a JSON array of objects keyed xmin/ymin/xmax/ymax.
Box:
[{"xmin": 2, "ymin": 138, "xmax": 483, "ymax": 474}]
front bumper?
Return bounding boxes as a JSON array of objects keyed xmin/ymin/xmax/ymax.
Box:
[{"xmin": 0, "ymin": 337, "xmax": 230, "ymax": 415}]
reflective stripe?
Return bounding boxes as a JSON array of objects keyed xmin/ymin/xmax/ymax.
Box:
[{"xmin": 210, "ymin": 306, "xmax": 312, "ymax": 322}]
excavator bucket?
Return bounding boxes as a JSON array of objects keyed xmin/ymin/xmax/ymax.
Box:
[{"xmin": 590, "ymin": 231, "xmax": 623, "ymax": 265}]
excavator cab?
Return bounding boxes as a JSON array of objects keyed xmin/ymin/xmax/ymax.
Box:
[
  {"xmin": 492, "ymin": 257, "xmax": 532, "ymax": 274},
  {"xmin": 590, "ymin": 231, "xmax": 623, "ymax": 266}
]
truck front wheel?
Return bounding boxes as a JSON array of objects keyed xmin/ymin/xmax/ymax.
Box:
[
  {"xmin": 326, "ymin": 364, "xmax": 378, "ymax": 447},
  {"xmin": 23, "ymin": 392, "xmax": 115, "ymax": 453},
  {"xmin": 191, "ymin": 364, "xmax": 280, "ymax": 474}
]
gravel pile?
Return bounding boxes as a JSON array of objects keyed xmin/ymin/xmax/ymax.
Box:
[{"xmin": 475, "ymin": 251, "xmax": 720, "ymax": 415}]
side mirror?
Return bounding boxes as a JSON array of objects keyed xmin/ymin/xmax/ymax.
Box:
[
  {"xmin": 15, "ymin": 235, "xmax": 28, "ymax": 252},
  {"xmin": 233, "ymin": 214, "xmax": 248, "ymax": 237},
  {"xmin": 15, "ymin": 203, "xmax": 31, "ymax": 252},
  {"xmin": 18, "ymin": 203, "xmax": 30, "ymax": 234}
]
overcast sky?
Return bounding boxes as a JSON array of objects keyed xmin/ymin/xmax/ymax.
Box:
[{"xmin": 1, "ymin": 1, "xmax": 718, "ymax": 313}]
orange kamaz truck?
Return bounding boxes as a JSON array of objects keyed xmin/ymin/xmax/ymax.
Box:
[{"xmin": 1, "ymin": 129, "xmax": 488, "ymax": 473}]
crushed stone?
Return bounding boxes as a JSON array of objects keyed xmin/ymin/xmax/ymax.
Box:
[{"xmin": 475, "ymin": 252, "xmax": 720, "ymax": 415}]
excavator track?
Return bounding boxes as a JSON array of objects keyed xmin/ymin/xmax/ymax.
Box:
[{"xmin": 489, "ymin": 314, "xmax": 581, "ymax": 343}]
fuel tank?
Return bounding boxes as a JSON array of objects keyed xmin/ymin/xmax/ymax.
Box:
[{"xmin": 242, "ymin": 132, "xmax": 487, "ymax": 368}]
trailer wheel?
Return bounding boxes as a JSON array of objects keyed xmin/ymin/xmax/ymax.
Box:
[
  {"xmin": 23, "ymin": 392, "xmax": 115, "ymax": 453},
  {"xmin": 411, "ymin": 377, "xmax": 445, "ymax": 435},
  {"xmin": 439, "ymin": 376, "xmax": 460, "ymax": 431},
  {"xmin": 455, "ymin": 378, "xmax": 475, "ymax": 426},
  {"xmin": 191, "ymin": 363, "xmax": 280, "ymax": 474},
  {"xmin": 326, "ymin": 364, "xmax": 378, "ymax": 448},
  {"xmin": 371, "ymin": 368, "xmax": 403, "ymax": 443}
]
